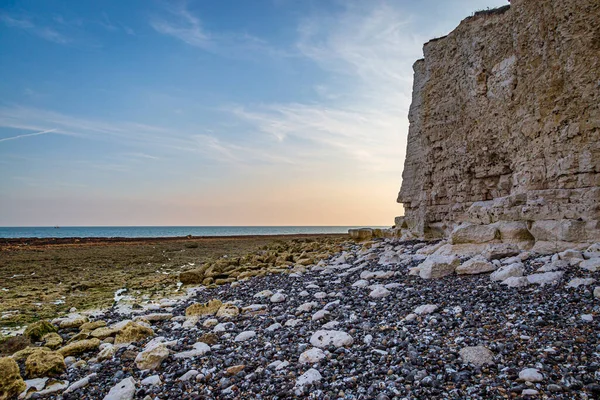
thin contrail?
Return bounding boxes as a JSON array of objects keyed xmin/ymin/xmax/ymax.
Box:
[{"xmin": 0, "ymin": 128, "xmax": 57, "ymax": 143}]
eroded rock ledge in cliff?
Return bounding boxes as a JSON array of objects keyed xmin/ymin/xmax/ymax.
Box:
[{"xmin": 397, "ymin": 0, "xmax": 600, "ymax": 253}]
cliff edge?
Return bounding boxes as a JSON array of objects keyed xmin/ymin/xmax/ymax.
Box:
[{"xmin": 397, "ymin": 0, "xmax": 600, "ymax": 253}]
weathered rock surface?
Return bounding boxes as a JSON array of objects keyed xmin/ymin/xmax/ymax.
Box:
[
  {"xmin": 0, "ymin": 357, "xmax": 26, "ymax": 400},
  {"xmin": 25, "ymin": 349, "xmax": 66, "ymax": 378},
  {"xmin": 396, "ymin": 0, "xmax": 600, "ymax": 251}
]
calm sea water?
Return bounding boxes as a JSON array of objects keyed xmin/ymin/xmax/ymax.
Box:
[{"xmin": 0, "ymin": 226, "xmax": 386, "ymax": 239}]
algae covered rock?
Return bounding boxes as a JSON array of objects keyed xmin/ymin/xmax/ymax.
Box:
[
  {"xmin": 57, "ymin": 338, "xmax": 101, "ymax": 357},
  {"xmin": 215, "ymin": 303, "xmax": 239, "ymax": 318},
  {"xmin": 79, "ymin": 321, "xmax": 107, "ymax": 332},
  {"xmin": 185, "ymin": 299, "xmax": 223, "ymax": 317},
  {"xmin": 24, "ymin": 321, "xmax": 57, "ymax": 342},
  {"xmin": 25, "ymin": 349, "xmax": 66, "ymax": 378},
  {"xmin": 11, "ymin": 346, "xmax": 52, "ymax": 362},
  {"xmin": 0, "ymin": 357, "xmax": 26, "ymax": 400},
  {"xmin": 179, "ymin": 265, "xmax": 209, "ymax": 285},
  {"xmin": 42, "ymin": 333, "xmax": 63, "ymax": 350},
  {"xmin": 114, "ymin": 322, "xmax": 154, "ymax": 345},
  {"xmin": 90, "ymin": 326, "xmax": 120, "ymax": 340}
]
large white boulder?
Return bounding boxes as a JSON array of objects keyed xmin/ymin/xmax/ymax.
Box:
[
  {"xmin": 490, "ymin": 263, "xmax": 524, "ymax": 282},
  {"xmin": 450, "ymin": 223, "xmax": 498, "ymax": 244},
  {"xmin": 456, "ymin": 256, "xmax": 497, "ymax": 275},
  {"xmin": 418, "ymin": 255, "xmax": 460, "ymax": 279}
]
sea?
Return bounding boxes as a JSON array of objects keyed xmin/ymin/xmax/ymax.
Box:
[{"xmin": 0, "ymin": 226, "xmax": 387, "ymax": 239}]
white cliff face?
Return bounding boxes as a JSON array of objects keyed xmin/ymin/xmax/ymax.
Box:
[{"xmin": 397, "ymin": 0, "xmax": 600, "ymax": 251}]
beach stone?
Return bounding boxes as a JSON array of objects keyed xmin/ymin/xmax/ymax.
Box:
[
  {"xmin": 36, "ymin": 380, "xmax": 69, "ymax": 396},
  {"xmin": 418, "ymin": 255, "xmax": 460, "ymax": 279},
  {"xmin": 567, "ymin": 278, "xmax": 596, "ymax": 288},
  {"xmin": 266, "ymin": 323, "xmax": 282, "ymax": 332},
  {"xmin": 519, "ymin": 368, "xmax": 544, "ymax": 382},
  {"xmin": 581, "ymin": 314, "xmax": 593, "ymax": 322},
  {"xmin": 58, "ymin": 338, "xmax": 101, "ymax": 357},
  {"xmin": 234, "ymin": 331, "xmax": 256, "ymax": 342},
  {"xmin": 312, "ymin": 310, "xmax": 331, "ymax": 321},
  {"xmin": 179, "ymin": 370, "xmax": 199, "ymax": 381},
  {"xmin": 213, "ymin": 322, "xmax": 235, "ymax": 333},
  {"xmin": 103, "ymin": 377, "xmax": 136, "ymax": 400},
  {"xmin": 226, "ymin": 365, "xmax": 245, "ymax": 375},
  {"xmin": 270, "ymin": 292, "xmax": 287, "ymax": 303},
  {"xmin": 216, "ymin": 303, "xmax": 240, "ymax": 318},
  {"xmin": 594, "ymin": 287, "xmax": 600, "ymax": 299},
  {"xmin": 295, "ymin": 368, "xmax": 322, "ymax": 392},
  {"xmin": 352, "ymin": 279, "xmax": 369, "ymax": 288},
  {"xmin": 456, "ymin": 256, "xmax": 496, "ymax": 275},
  {"xmin": 202, "ymin": 318, "xmax": 218, "ymax": 328},
  {"xmin": 526, "ymin": 271, "xmax": 564, "ymax": 286},
  {"xmin": 24, "ymin": 321, "xmax": 57, "ymax": 342},
  {"xmin": 299, "ymin": 348, "xmax": 326, "ymax": 364},
  {"xmin": 580, "ymin": 258, "xmax": 600, "ymax": 272},
  {"xmin": 310, "ymin": 330, "xmax": 353, "ymax": 348},
  {"xmin": 141, "ymin": 375, "xmax": 162, "ymax": 386},
  {"xmin": 414, "ymin": 304, "xmax": 438, "ymax": 315},
  {"xmin": 79, "ymin": 321, "xmax": 107, "ymax": 331},
  {"xmin": 114, "ymin": 323, "xmax": 154, "ymax": 345},
  {"xmin": 59, "ymin": 315, "xmax": 88, "ymax": 329},
  {"xmin": 173, "ymin": 342, "xmax": 210, "ymax": 359},
  {"xmin": 25, "ymin": 349, "xmax": 66, "ymax": 378},
  {"xmin": 198, "ymin": 333, "xmax": 219, "ymax": 345},
  {"xmin": 90, "ymin": 327, "xmax": 120, "ymax": 340},
  {"xmin": 490, "ymin": 263, "xmax": 524, "ymax": 282},
  {"xmin": 97, "ymin": 344, "xmax": 116, "ymax": 361},
  {"xmin": 185, "ymin": 299, "xmax": 223, "ymax": 317},
  {"xmin": 459, "ymin": 346, "xmax": 495, "ymax": 367},
  {"xmin": 135, "ymin": 313, "xmax": 172, "ymax": 322},
  {"xmin": 253, "ymin": 290, "xmax": 273, "ymax": 298},
  {"xmin": 369, "ymin": 286, "xmax": 391, "ymax": 298},
  {"xmin": 64, "ymin": 373, "xmax": 96, "ymax": 393},
  {"xmin": 0, "ymin": 357, "xmax": 26, "ymax": 399},
  {"xmin": 297, "ymin": 302, "xmax": 319, "ymax": 313},
  {"xmin": 501, "ymin": 276, "xmax": 530, "ymax": 288},
  {"xmin": 42, "ymin": 333, "xmax": 63, "ymax": 350},
  {"xmin": 135, "ymin": 344, "xmax": 169, "ymax": 370}
]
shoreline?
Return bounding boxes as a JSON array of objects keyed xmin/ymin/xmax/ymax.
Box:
[
  {"xmin": 0, "ymin": 234, "xmax": 349, "ymax": 328},
  {"xmin": 0, "ymin": 233, "xmax": 347, "ymax": 248}
]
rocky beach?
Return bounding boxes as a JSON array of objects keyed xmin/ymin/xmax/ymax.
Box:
[
  {"xmin": 1, "ymin": 236, "xmax": 599, "ymax": 399},
  {"xmin": 1, "ymin": 0, "xmax": 599, "ymax": 398}
]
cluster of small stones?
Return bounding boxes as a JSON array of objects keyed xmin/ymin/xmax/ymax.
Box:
[
  {"xmin": 178, "ymin": 238, "xmax": 344, "ymax": 287},
  {"xmin": 1, "ymin": 237, "xmax": 599, "ymax": 399}
]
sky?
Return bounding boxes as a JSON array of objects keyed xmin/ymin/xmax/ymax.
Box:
[{"xmin": 0, "ymin": 0, "xmax": 507, "ymax": 227}]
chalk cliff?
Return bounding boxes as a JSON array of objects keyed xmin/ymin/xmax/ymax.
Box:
[{"xmin": 397, "ymin": 0, "xmax": 600, "ymax": 252}]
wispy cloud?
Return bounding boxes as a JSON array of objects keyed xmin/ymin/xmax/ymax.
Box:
[
  {"xmin": 149, "ymin": 2, "xmax": 292, "ymax": 59},
  {"xmin": 229, "ymin": 1, "xmax": 425, "ymax": 172},
  {"xmin": 0, "ymin": 13, "xmax": 70, "ymax": 44},
  {"xmin": 0, "ymin": 128, "xmax": 56, "ymax": 143},
  {"xmin": 149, "ymin": 2, "xmax": 210, "ymax": 48}
]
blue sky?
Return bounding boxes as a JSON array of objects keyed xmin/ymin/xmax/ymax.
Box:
[{"xmin": 0, "ymin": 0, "xmax": 507, "ymax": 226}]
